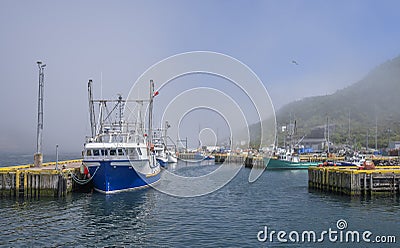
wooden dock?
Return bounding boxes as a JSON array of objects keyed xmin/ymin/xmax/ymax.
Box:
[
  {"xmin": 308, "ymin": 166, "xmax": 400, "ymax": 195},
  {"xmin": 299, "ymin": 154, "xmax": 345, "ymax": 162},
  {"xmin": 213, "ymin": 154, "xmax": 264, "ymax": 167},
  {"xmin": 0, "ymin": 160, "xmax": 87, "ymax": 198},
  {"xmin": 178, "ymin": 153, "xmax": 264, "ymax": 167}
]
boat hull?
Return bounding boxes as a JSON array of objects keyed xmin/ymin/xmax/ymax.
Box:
[
  {"xmin": 167, "ymin": 155, "xmax": 178, "ymax": 163},
  {"xmin": 265, "ymin": 158, "xmax": 319, "ymax": 170},
  {"xmin": 85, "ymin": 160, "xmax": 161, "ymax": 193},
  {"xmin": 204, "ymin": 155, "xmax": 215, "ymax": 160},
  {"xmin": 194, "ymin": 153, "xmax": 215, "ymax": 161},
  {"xmin": 156, "ymin": 157, "xmax": 168, "ymax": 167}
]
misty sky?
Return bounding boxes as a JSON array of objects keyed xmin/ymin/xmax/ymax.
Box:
[{"xmin": 0, "ymin": 0, "xmax": 399, "ymax": 155}]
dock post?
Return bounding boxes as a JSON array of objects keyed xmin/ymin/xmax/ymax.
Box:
[
  {"xmin": 398, "ymin": 181, "xmax": 400, "ymax": 195},
  {"xmin": 24, "ymin": 172, "xmax": 28, "ymax": 197},
  {"xmin": 34, "ymin": 174, "xmax": 39, "ymax": 198},
  {"xmin": 370, "ymin": 174, "xmax": 373, "ymax": 194},
  {"xmin": 363, "ymin": 174, "xmax": 367, "ymax": 195},
  {"xmin": 28, "ymin": 173, "xmax": 32, "ymax": 198},
  {"xmin": 57, "ymin": 174, "xmax": 64, "ymax": 197},
  {"xmin": 15, "ymin": 170, "xmax": 20, "ymax": 197}
]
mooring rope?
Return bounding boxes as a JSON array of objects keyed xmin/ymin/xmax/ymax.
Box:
[{"xmin": 70, "ymin": 164, "xmax": 100, "ymax": 185}]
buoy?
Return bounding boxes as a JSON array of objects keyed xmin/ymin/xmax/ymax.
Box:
[
  {"xmin": 364, "ymin": 160, "xmax": 376, "ymax": 170},
  {"xmin": 83, "ymin": 165, "xmax": 91, "ymax": 178}
]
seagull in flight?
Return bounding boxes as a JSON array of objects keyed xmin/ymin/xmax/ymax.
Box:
[{"xmin": 292, "ymin": 60, "xmax": 299, "ymax": 65}]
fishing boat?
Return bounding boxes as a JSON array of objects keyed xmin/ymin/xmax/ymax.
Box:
[
  {"xmin": 153, "ymin": 141, "xmax": 168, "ymax": 167},
  {"xmin": 340, "ymin": 154, "xmax": 366, "ymax": 166},
  {"xmin": 154, "ymin": 143, "xmax": 178, "ymax": 165},
  {"xmin": 320, "ymin": 154, "xmax": 367, "ymax": 167},
  {"xmin": 267, "ymin": 119, "xmax": 319, "ymax": 169},
  {"xmin": 264, "ymin": 153, "xmax": 319, "ymax": 169},
  {"xmin": 194, "ymin": 152, "xmax": 215, "ymax": 161},
  {"xmin": 166, "ymin": 150, "xmax": 178, "ymax": 163},
  {"xmin": 82, "ymin": 80, "xmax": 160, "ymax": 193},
  {"xmin": 153, "ymin": 122, "xmax": 178, "ymax": 165}
]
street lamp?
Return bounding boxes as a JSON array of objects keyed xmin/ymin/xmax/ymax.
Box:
[{"xmin": 55, "ymin": 144, "xmax": 59, "ymax": 170}]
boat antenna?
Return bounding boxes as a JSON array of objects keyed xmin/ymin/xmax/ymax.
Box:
[{"xmin": 100, "ymin": 72, "xmax": 103, "ymax": 99}]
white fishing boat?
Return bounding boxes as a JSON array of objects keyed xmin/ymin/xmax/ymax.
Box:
[
  {"xmin": 82, "ymin": 80, "xmax": 160, "ymax": 193},
  {"xmin": 153, "ymin": 122, "xmax": 178, "ymax": 166},
  {"xmin": 166, "ymin": 150, "xmax": 178, "ymax": 163},
  {"xmin": 153, "ymin": 141, "xmax": 168, "ymax": 167}
]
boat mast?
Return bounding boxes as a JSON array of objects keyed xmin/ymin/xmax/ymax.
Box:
[
  {"xmin": 98, "ymin": 101, "xmax": 104, "ymax": 136},
  {"xmin": 164, "ymin": 121, "xmax": 170, "ymax": 146},
  {"xmin": 327, "ymin": 115, "xmax": 330, "ymax": 154},
  {"xmin": 348, "ymin": 110, "xmax": 351, "ymax": 146},
  {"xmin": 138, "ymin": 100, "xmax": 144, "ymax": 143},
  {"xmin": 88, "ymin": 80, "xmax": 96, "ymax": 138},
  {"xmin": 292, "ymin": 116, "xmax": 297, "ymax": 151},
  {"xmin": 148, "ymin": 80, "xmax": 155, "ymax": 146},
  {"xmin": 375, "ymin": 107, "xmax": 378, "ymax": 150},
  {"xmin": 118, "ymin": 94, "xmax": 123, "ymax": 132}
]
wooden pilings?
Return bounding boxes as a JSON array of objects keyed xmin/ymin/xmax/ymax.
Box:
[
  {"xmin": 177, "ymin": 153, "xmax": 265, "ymax": 168},
  {"xmin": 177, "ymin": 153, "xmax": 197, "ymax": 160},
  {"xmin": 308, "ymin": 166, "xmax": 400, "ymax": 195},
  {"xmin": 0, "ymin": 160, "xmax": 84, "ymax": 198},
  {"xmin": 214, "ymin": 154, "xmax": 246, "ymax": 164}
]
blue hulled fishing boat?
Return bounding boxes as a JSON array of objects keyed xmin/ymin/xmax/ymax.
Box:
[{"xmin": 82, "ymin": 80, "xmax": 160, "ymax": 193}]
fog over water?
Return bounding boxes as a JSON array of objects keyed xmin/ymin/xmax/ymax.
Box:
[{"xmin": 0, "ymin": 1, "xmax": 399, "ymax": 154}]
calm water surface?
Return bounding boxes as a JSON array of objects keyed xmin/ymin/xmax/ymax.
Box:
[{"xmin": 0, "ymin": 154, "xmax": 399, "ymax": 247}]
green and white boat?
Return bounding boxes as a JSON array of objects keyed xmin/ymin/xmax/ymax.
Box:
[{"xmin": 264, "ymin": 154, "xmax": 319, "ymax": 169}]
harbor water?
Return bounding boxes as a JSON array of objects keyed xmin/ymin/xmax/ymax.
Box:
[{"xmin": 1, "ymin": 154, "xmax": 399, "ymax": 247}]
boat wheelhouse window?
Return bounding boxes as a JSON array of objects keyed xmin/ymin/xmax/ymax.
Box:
[
  {"xmin": 137, "ymin": 148, "xmax": 142, "ymax": 156},
  {"xmin": 110, "ymin": 149, "xmax": 117, "ymax": 156},
  {"xmin": 101, "ymin": 149, "xmax": 107, "ymax": 156},
  {"xmin": 93, "ymin": 150, "xmax": 100, "ymax": 156},
  {"xmin": 86, "ymin": 150, "xmax": 92, "ymax": 156},
  {"xmin": 114, "ymin": 136, "xmax": 124, "ymax": 143},
  {"xmin": 127, "ymin": 148, "xmax": 139, "ymax": 159},
  {"xmin": 117, "ymin": 149, "xmax": 124, "ymax": 156}
]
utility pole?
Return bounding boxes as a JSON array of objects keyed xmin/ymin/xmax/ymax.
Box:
[{"xmin": 34, "ymin": 61, "xmax": 46, "ymax": 167}]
